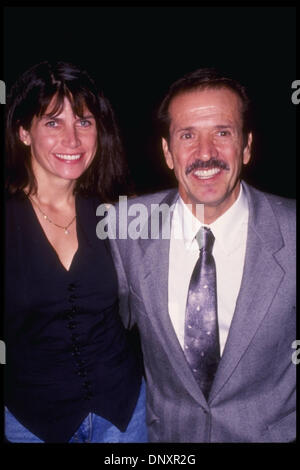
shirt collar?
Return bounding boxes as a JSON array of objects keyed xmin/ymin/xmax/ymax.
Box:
[{"xmin": 174, "ymin": 183, "xmax": 249, "ymax": 254}]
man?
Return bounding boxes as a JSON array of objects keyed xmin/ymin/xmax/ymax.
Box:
[{"xmin": 107, "ymin": 69, "xmax": 296, "ymax": 442}]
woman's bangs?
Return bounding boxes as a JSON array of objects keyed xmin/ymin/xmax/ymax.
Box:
[{"xmin": 37, "ymin": 88, "xmax": 66, "ymax": 118}]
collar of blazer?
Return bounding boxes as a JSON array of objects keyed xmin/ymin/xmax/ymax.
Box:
[{"xmin": 136, "ymin": 181, "xmax": 285, "ymax": 255}]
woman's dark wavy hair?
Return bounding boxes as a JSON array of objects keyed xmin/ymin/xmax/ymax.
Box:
[{"xmin": 5, "ymin": 61, "xmax": 132, "ymax": 202}]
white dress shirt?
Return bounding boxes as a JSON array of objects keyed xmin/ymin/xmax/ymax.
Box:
[{"xmin": 168, "ymin": 184, "xmax": 249, "ymax": 356}]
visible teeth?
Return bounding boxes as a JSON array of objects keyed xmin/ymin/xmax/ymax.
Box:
[
  {"xmin": 194, "ymin": 168, "xmax": 221, "ymax": 179},
  {"xmin": 55, "ymin": 154, "xmax": 81, "ymax": 160}
]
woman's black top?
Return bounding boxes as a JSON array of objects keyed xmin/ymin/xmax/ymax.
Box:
[{"xmin": 4, "ymin": 193, "xmax": 142, "ymax": 443}]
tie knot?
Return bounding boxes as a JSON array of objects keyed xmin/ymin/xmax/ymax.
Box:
[{"xmin": 195, "ymin": 227, "xmax": 215, "ymax": 253}]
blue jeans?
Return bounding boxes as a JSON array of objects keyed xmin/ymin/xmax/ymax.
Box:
[{"xmin": 5, "ymin": 381, "xmax": 147, "ymax": 443}]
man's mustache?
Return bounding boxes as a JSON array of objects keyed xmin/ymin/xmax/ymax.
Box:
[{"xmin": 185, "ymin": 158, "xmax": 230, "ymax": 176}]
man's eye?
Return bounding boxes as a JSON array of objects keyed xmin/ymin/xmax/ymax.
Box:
[
  {"xmin": 181, "ymin": 133, "xmax": 193, "ymax": 140},
  {"xmin": 217, "ymin": 130, "xmax": 230, "ymax": 137}
]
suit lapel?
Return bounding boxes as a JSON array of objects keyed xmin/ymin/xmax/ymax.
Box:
[
  {"xmin": 137, "ymin": 190, "xmax": 210, "ymax": 409},
  {"xmin": 209, "ymin": 183, "xmax": 285, "ymax": 402}
]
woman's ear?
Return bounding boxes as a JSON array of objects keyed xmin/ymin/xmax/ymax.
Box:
[{"xmin": 19, "ymin": 126, "xmax": 31, "ymax": 146}]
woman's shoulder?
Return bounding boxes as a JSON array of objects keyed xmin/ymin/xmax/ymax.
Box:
[{"xmin": 5, "ymin": 189, "xmax": 27, "ymax": 203}]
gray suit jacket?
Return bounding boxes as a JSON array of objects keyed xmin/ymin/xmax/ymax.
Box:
[{"xmin": 108, "ymin": 182, "xmax": 296, "ymax": 442}]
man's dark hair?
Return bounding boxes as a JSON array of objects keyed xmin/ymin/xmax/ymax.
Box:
[
  {"xmin": 5, "ymin": 61, "xmax": 131, "ymax": 202},
  {"xmin": 157, "ymin": 68, "xmax": 252, "ymax": 146}
]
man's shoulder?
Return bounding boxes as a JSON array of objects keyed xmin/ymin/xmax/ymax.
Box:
[
  {"xmin": 120, "ymin": 188, "xmax": 178, "ymax": 209},
  {"xmin": 261, "ymin": 190, "xmax": 295, "ymax": 211},
  {"xmin": 105, "ymin": 188, "xmax": 178, "ymax": 244},
  {"xmin": 244, "ymin": 182, "xmax": 295, "ymax": 240},
  {"xmin": 244, "ymin": 182, "xmax": 295, "ymax": 215}
]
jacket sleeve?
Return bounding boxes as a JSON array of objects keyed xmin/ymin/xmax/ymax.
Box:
[{"xmin": 106, "ymin": 206, "xmax": 135, "ymax": 329}]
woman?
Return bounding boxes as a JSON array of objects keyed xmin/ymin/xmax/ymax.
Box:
[{"xmin": 4, "ymin": 61, "xmax": 147, "ymax": 443}]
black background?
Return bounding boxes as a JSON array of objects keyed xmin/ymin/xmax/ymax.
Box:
[
  {"xmin": 3, "ymin": 5, "xmax": 297, "ymax": 198},
  {"xmin": 1, "ymin": 4, "xmax": 298, "ymax": 456}
]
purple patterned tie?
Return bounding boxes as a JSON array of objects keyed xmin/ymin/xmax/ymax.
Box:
[{"xmin": 184, "ymin": 227, "xmax": 220, "ymax": 400}]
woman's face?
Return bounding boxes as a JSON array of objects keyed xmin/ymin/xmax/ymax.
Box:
[{"xmin": 19, "ymin": 96, "xmax": 98, "ymax": 185}]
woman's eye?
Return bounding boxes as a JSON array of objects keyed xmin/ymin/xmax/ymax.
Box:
[
  {"xmin": 78, "ymin": 119, "xmax": 91, "ymax": 127},
  {"xmin": 45, "ymin": 120, "xmax": 57, "ymax": 128}
]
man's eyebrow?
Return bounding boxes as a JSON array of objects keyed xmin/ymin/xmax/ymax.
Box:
[
  {"xmin": 174, "ymin": 126, "xmax": 195, "ymax": 133},
  {"xmin": 214, "ymin": 124, "xmax": 234, "ymax": 129},
  {"xmin": 174, "ymin": 124, "xmax": 234, "ymax": 133}
]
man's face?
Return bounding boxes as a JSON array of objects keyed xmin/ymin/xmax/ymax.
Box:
[{"xmin": 162, "ymin": 87, "xmax": 252, "ymax": 221}]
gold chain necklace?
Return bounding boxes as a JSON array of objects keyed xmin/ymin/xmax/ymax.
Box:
[{"xmin": 29, "ymin": 196, "xmax": 76, "ymax": 235}]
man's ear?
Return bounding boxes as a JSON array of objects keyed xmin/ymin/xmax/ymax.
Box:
[
  {"xmin": 243, "ymin": 132, "xmax": 252, "ymax": 165},
  {"xmin": 162, "ymin": 137, "xmax": 174, "ymax": 170},
  {"xmin": 19, "ymin": 126, "xmax": 31, "ymax": 146}
]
